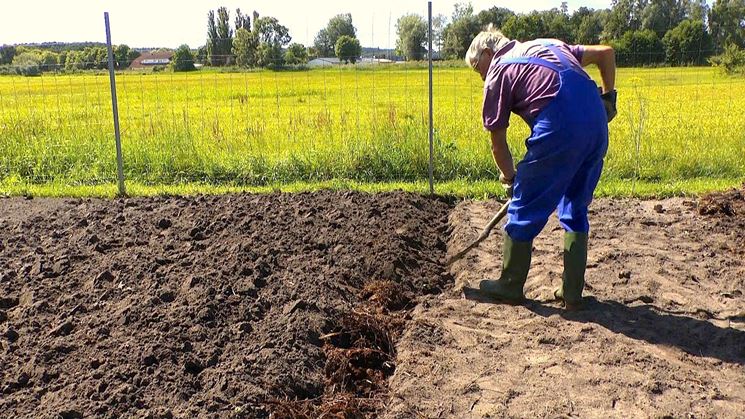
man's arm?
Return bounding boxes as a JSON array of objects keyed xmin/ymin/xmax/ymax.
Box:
[
  {"xmin": 490, "ymin": 127, "xmax": 515, "ymax": 182},
  {"xmin": 581, "ymin": 45, "xmax": 616, "ymax": 93}
]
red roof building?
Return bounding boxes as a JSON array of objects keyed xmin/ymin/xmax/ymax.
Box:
[{"xmin": 129, "ymin": 51, "xmax": 174, "ymax": 69}]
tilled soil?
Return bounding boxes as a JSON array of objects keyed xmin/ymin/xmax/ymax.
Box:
[
  {"xmin": 387, "ymin": 188, "xmax": 745, "ymax": 418},
  {"xmin": 0, "ymin": 191, "xmax": 452, "ymax": 417},
  {"xmin": 3, "ymin": 188, "xmax": 745, "ymax": 418}
]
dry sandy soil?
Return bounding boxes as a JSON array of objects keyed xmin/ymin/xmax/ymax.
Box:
[
  {"xmin": 1, "ymin": 188, "xmax": 744, "ymax": 418},
  {"xmin": 387, "ymin": 190, "xmax": 745, "ymax": 418}
]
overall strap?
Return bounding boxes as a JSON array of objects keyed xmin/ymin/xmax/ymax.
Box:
[
  {"xmin": 496, "ymin": 56, "xmax": 563, "ymax": 73},
  {"xmin": 495, "ymin": 39, "xmax": 574, "ymax": 73},
  {"xmin": 534, "ymin": 39, "xmax": 573, "ymax": 69}
]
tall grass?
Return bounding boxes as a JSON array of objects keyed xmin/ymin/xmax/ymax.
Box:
[{"xmin": 0, "ymin": 66, "xmax": 743, "ymax": 190}]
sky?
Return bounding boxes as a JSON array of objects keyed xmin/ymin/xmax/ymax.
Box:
[{"xmin": 1, "ymin": 0, "xmax": 612, "ymax": 49}]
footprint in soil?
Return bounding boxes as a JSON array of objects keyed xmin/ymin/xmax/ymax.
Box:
[
  {"xmin": 462, "ymin": 289, "xmax": 745, "ymax": 364},
  {"xmin": 525, "ymin": 297, "xmax": 745, "ymax": 365}
]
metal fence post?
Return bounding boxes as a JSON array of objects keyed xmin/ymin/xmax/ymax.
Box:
[
  {"xmin": 104, "ymin": 12, "xmax": 126, "ymax": 197},
  {"xmin": 427, "ymin": 1, "xmax": 434, "ymax": 195}
]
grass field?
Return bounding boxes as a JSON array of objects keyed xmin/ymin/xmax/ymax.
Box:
[{"xmin": 0, "ymin": 65, "xmax": 743, "ymax": 197}]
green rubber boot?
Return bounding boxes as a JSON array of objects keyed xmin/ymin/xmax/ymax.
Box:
[
  {"xmin": 554, "ymin": 232, "xmax": 589, "ymax": 310},
  {"xmin": 479, "ymin": 235, "xmax": 532, "ymax": 303}
]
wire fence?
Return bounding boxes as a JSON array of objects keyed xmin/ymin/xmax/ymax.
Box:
[{"xmin": 1, "ymin": 46, "xmax": 744, "ymax": 194}]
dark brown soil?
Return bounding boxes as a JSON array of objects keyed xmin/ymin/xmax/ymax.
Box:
[{"xmin": 0, "ymin": 191, "xmax": 452, "ymax": 418}]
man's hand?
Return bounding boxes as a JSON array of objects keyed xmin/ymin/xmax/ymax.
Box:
[
  {"xmin": 600, "ymin": 89, "xmax": 617, "ymax": 122},
  {"xmin": 499, "ymin": 172, "xmax": 514, "ymax": 198}
]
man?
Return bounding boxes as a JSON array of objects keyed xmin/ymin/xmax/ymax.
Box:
[{"xmin": 465, "ymin": 26, "xmax": 617, "ymax": 310}]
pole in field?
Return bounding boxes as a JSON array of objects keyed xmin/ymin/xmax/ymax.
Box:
[
  {"xmin": 428, "ymin": 1, "xmax": 434, "ymax": 195},
  {"xmin": 104, "ymin": 12, "xmax": 126, "ymax": 197}
]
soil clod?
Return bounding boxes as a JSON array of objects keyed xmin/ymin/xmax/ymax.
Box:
[
  {"xmin": 0, "ymin": 296, "xmax": 18, "ymax": 309},
  {"xmin": 4, "ymin": 327, "xmax": 19, "ymax": 343}
]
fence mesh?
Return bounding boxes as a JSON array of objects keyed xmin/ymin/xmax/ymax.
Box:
[{"xmin": 1, "ymin": 49, "xmax": 744, "ymax": 193}]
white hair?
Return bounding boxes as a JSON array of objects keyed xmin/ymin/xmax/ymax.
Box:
[{"xmin": 464, "ymin": 25, "xmax": 510, "ymax": 69}]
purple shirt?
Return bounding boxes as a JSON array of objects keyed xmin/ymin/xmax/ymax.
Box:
[{"xmin": 482, "ymin": 39, "xmax": 587, "ymax": 130}]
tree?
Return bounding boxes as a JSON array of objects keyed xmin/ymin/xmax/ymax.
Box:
[
  {"xmin": 441, "ymin": 3, "xmax": 480, "ymax": 59},
  {"xmin": 233, "ymin": 27, "xmax": 259, "ymax": 67},
  {"xmin": 476, "ymin": 7, "xmax": 515, "ymax": 29},
  {"xmin": 709, "ymin": 0, "xmax": 745, "ymax": 48},
  {"xmin": 39, "ymin": 51, "xmax": 58, "ymax": 71},
  {"xmin": 113, "ymin": 44, "xmax": 136, "ymax": 69},
  {"xmin": 172, "ymin": 44, "xmax": 196, "ymax": 71},
  {"xmin": 254, "ymin": 16, "xmax": 291, "ymax": 45},
  {"xmin": 609, "ymin": 29, "xmax": 665, "ymax": 65},
  {"xmin": 315, "ymin": 14, "xmax": 357, "ymax": 57},
  {"xmin": 0, "ymin": 45, "xmax": 16, "ymax": 65},
  {"xmin": 547, "ymin": 9, "xmax": 574, "ymax": 42},
  {"xmin": 254, "ymin": 16, "xmax": 291, "ymax": 67},
  {"xmin": 91, "ymin": 46, "xmax": 108, "ymax": 69},
  {"xmin": 206, "ymin": 10, "xmax": 220, "ymax": 65},
  {"xmin": 196, "ymin": 45, "xmax": 208, "ymax": 63},
  {"xmin": 431, "ymin": 14, "xmax": 448, "ymax": 53},
  {"xmin": 571, "ymin": 8, "xmax": 606, "ymax": 44},
  {"xmin": 217, "ymin": 7, "xmax": 234, "ymax": 65},
  {"xmin": 603, "ymin": 0, "xmax": 647, "ymax": 41},
  {"xmin": 663, "ymin": 19, "xmax": 713, "ymax": 64},
  {"xmin": 127, "ymin": 49, "xmax": 141, "ymax": 66},
  {"xmin": 396, "ymin": 14, "xmax": 428, "ymax": 60},
  {"xmin": 684, "ymin": 0, "xmax": 710, "ymax": 21},
  {"xmin": 284, "ymin": 43, "xmax": 309, "ymax": 65},
  {"xmin": 12, "ymin": 52, "xmax": 41, "ymax": 76},
  {"xmin": 314, "ymin": 29, "xmax": 333, "ymax": 57},
  {"xmin": 206, "ymin": 7, "xmax": 233, "ymax": 66},
  {"xmin": 256, "ymin": 43, "xmax": 283, "ymax": 67},
  {"xmin": 235, "ymin": 8, "xmax": 251, "ymax": 31},
  {"xmin": 497, "ymin": 9, "xmax": 572, "ymax": 42},
  {"xmin": 335, "ymin": 35, "xmax": 361, "ymax": 63},
  {"xmin": 502, "ymin": 12, "xmax": 549, "ymax": 41},
  {"xmin": 709, "ymin": 43, "xmax": 745, "ymax": 74},
  {"xmin": 641, "ymin": 0, "xmax": 687, "ymax": 39},
  {"xmin": 58, "ymin": 46, "xmax": 107, "ymax": 71},
  {"xmin": 570, "ymin": 6, "xmax": 594, "ymax": 27},
  {"xmin": 64, "ymin": 51, "xmax": 84, "ymax": 71},
  {"xmin": 452, "ymin": 2, "xmax": 474, "ymax": 21}
]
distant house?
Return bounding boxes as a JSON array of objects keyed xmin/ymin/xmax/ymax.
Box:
[
  {"xmin": 307, "ymin": 57, "xmax": 341, "ymax": 67},
  {"xmin": 129, "ymin": 51, "xmax": 174, "ymax": 70}
]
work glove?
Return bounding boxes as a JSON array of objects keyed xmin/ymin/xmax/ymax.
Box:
[
  {"xmin": 500, "ymin": 173, "xmax": 514, "ymax": 198},
  {"xmin": 599, "ymin": 88, "xmax": 617, "ymax": 123}
]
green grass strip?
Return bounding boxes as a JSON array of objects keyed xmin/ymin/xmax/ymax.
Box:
[{"xmin": 1, "ymin": 178, "xmax": 741, "ymax": 199}]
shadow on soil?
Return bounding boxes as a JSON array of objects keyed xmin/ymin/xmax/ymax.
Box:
[{"xmin": 463, "ymin": 289, "xmax": 745, "ymax": 365}]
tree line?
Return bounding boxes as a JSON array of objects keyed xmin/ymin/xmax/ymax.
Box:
[
  {"xmin": 193, "ymin": 8, "xmax": 363, "ymax": 69},
  {"xmin": 199, "ymin": 0, "xmax": 743, "ymax": 69},
  {"xmin": 432, "ymin": 0, "xmax": 744, "ymax": 66},
  {"xmin": 1, "ymin": 0, "xmax": 743, "ymax": 75},
  {"xmin": 0, "ymin": 44, "xmax": 141, "ymax": 76}
]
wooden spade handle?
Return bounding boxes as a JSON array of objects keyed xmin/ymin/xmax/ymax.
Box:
[{"xmin": 446, "ymin": 200, "xmax": 511, "ymax": 266}]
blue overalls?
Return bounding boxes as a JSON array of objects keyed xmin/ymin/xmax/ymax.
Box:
[{"xmin": 497, "ymin": 42, "xmax": 609, "ymax": 242}]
